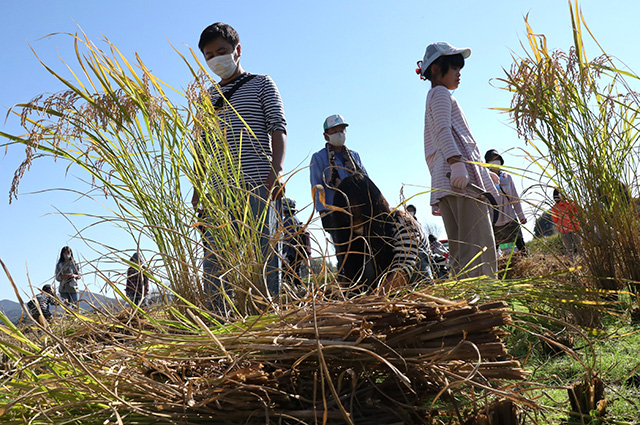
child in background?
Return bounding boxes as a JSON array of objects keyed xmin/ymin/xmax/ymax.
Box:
[
  {"xmin": 27, "ymin": 284, "xmax": 57, "ymax": 325},
  {"xmin": 126, "ymin": 252, "xmax": 149, "ymax": 307},
  {"xmin": 55, "ymin": 246, "xmax": 80, "ymax": 307},
  {"xmin": 551, "ymin": 188, "xmax": 580, "ymax": 260},
  {"xmin": 417, "ymin": 42, "xmax": 498, "ymax": 278}
]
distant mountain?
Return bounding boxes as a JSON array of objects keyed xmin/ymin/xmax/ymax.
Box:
[
  {"xmin": 0, "ymin": 292, "xmax": 118, "ymax": 325},
  {"xmin": 0, "ymin": 299, "xmax": 23, "ymax": 324}
]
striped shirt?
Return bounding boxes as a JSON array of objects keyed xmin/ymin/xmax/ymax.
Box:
[
  {"xmin": 203, "ymin": 73, "xmax": 287, "ymax": 188},
  {"xmin": 28, "ymin": 292, "xmax": 57, "ymax": 317},
  {"xmin": 388, "ymin": 213, "xmax": 431, "ymax": 276},
  {"xmin": 423, "ymin": 86, "xmax": 497, "ymax": 205}
]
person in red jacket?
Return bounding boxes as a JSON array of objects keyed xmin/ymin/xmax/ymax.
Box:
[{"xmin": 551, "ymin": 188, "xmax": 580, "ymax": 260}]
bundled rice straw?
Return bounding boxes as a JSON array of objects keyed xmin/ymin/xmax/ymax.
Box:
[{"xmin": 1, "ymin": 288, "xmax": 531, "ymax": 424}]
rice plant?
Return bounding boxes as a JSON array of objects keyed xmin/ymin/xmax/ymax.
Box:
[
  {"xmin": 498, "ymin": 0, "xmax": 640, "ymax": 299},
  {"xmin": 1, "ymin": 30, "xmax": 279, "ymax": 315}
]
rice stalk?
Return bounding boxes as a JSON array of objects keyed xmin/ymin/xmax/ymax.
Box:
[
  {"xmin": 498, "ymin": 0, "xmax": 640, "ymax": 299},
  {"xmin": 1, "ymin": 30, "xmax": 278, "ymax": 313}
]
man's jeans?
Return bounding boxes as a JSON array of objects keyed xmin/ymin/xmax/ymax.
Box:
[{"xmin": 202, "ymin": 185, "xmax": 281, "ymax": 313}]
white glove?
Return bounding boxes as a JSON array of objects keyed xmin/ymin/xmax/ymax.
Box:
[{"xmin": 449, "ymin": 162, "xmax": 469, "ymax": 190}]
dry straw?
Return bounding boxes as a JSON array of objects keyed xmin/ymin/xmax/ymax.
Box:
[{"xmin": 0, "ymin": 280, "xmax": 532, "ymax": 424}]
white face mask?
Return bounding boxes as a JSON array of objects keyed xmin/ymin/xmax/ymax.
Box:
[
  {"xmin": 207, "ymin": 51, "xmax": 238, "ymax": 79},
  {"xmin": 328, "ymin": 132, "xmax": 346, "ymax": 147},
  {"xmin": 65, "ymin": 254, "xmax": 71, "ymax": 260},
  {"xmin": 489, "ymin": 160, "xmax": 501, "ymax": 166}
]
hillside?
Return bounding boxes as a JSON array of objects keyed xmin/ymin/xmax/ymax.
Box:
[{"xmin": 0, "ymin": 292, "xmax": 118, "ymax": 324}]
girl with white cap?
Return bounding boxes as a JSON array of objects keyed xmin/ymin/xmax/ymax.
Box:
[{"xmin": 417, "ymin": 42, "xmax": 498, "ymax": 278}]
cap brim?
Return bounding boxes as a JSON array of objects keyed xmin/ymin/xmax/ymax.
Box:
[
  {"xmin": 420, "ymin": 47, "xmax": 471, "ymax": 75},
  {"xmin": 325, "ymin": 122, "xmax": 349, "ymax": 130},
  {"xmin": 445, "ymin": 47, "xmax": 471, "ymax": 59}
]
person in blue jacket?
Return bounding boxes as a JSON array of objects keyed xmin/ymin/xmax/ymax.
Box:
[{"xmin": 309, "ymin": 114, "xmax": 367, "ymax": 269}]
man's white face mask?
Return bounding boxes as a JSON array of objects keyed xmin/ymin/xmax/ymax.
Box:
[
  {"xmin": 328, "ymin": 132, "xmax": 346, "ymax": 147},
  {"xmin": 207, "ymin": 51, "xmax": 238, "ymax": 79}
]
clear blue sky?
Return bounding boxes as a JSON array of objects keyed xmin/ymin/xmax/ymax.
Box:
[{"xmin": 2, "ymin": 0, "xmax": 639, "ymax": 302}]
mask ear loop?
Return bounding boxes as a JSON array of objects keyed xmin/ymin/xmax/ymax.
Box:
[{"xmin": 416, "ymin": 61, "xmax": 427, "ymax": 81}]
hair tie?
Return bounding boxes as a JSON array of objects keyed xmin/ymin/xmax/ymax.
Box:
[{"xmin": 416, "ymin": 61, "xmax": 426, "ymax": 80}]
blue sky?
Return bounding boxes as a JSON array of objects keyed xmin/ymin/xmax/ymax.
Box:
[{"xmin": 2, "ymin": 0, "xmax": 639, "ymax": 302}]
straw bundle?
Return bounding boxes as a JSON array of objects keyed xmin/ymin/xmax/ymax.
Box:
[{"xmin": 1, "ymin": 290, "xmax": 531, "ymax": 424}]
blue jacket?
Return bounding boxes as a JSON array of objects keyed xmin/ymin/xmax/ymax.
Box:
[{"xmin": 309, "ymin": 146, "xmax": 367, "ymax": 213}]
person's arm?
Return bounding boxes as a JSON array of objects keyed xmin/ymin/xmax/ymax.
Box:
[
  {"xmin": 430, "ymin": 87, "xmax": 462, "ymax": 163},
  {"xmin": 551, "ymin": 204, "xmax": 560, "ymax": 226},
  {"xmin": 260, "ymin": 75, "xmax": 287, "ymax": 199},
  {"xmin": 55, "ymin": 262, "xmax": 63, "ymax": 282},
  {"xmin": 504, "ymin": 174, "xmax": 527, "ymax": 223},
  {"xmin": 266, "ymin": 129, "xmax": 286, "ymax": 199},
  {"xmin": 351, "ymin": 151, "xmax": 368, "ymax": 176},
  {"xmin": 388, "ymin": 217, "xmax": 420, "ymax": 275},
  {"xmin": 380, "ymin": 218, "xmax": 417, "ymax": 293},
  {"xmin": 309, "ymin": 152, "xmax": 327, "ymax": 213}
]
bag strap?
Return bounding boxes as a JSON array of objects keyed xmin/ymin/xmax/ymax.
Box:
[{"xmin": 213, "ymin": 73, "xmax": 256, "ymax": 109}]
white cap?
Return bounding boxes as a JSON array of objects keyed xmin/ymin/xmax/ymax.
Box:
[
  {"xmin": 323, "ymin": 114, "xmax": 349, "ymax": 131},
  {"xmin": 419, "ymin": 42, "xmax": 471, "ymax": 76}
]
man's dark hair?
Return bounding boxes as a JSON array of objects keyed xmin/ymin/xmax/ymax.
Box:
[
  {"xmin": 424, "ymin": 54, "xmax": 465, "ymax": 81},
  {"xmin": 199, "ymin": 22, "xmax": 240, "ymax": 53}
]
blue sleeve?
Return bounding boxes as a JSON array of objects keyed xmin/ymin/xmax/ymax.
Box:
[
  {"xmin": 351, "ymin": 151, "xmax": 368, "ymax": 176},
  {"xmin": 55, "ymin": 262, "xmax": 63, "ymax": 282},
  {"xmin": 310, "ymin": 151, "xmax": 327, "ymax": 212}
]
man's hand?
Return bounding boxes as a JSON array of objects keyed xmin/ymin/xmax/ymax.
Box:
[{"xmin": 266, "ymin": 170, "xmax": 285, "ymax": 201}]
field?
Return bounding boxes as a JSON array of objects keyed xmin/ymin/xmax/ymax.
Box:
[{"xmin": 2, "ymin": 1, "xmax": 640, "ymax": 423}]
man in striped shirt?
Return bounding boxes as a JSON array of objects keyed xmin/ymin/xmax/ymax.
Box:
[{"xmin": 192, "ymin": 22, "xmax": 287, "ymax": 312}]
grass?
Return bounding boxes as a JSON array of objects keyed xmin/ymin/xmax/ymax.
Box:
[{"xmin": 507, "ymin": 321, "xmax": 640, "ymax": 423}]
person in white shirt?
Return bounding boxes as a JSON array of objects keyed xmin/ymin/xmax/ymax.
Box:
[
  {"xmin": 485, "ymin": 149, "xmax": 528, "ymax": 255},
  {"xmin": 417, "ymin": 42, "xmax": 497, "ymax": 278}
]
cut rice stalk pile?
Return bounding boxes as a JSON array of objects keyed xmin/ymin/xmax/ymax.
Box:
[{"xmin": 1, "ymin": 291, "xmax": 531, "ymax": 424}]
